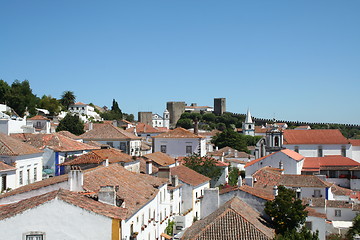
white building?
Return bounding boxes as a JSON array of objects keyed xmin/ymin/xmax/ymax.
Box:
[
  {"xmin": 26, "ymin": 115, "xmax": 51, "ymax": 134},
  {"xmin": 68, "ymin": 102, "xmax": 102, "ymax": 122},
  {"xmin": 242, "ymin": 109, "xmax": 255, "ymax": 136},
  {"xmin": 245, "ymin": 149, "xmax": 305, "ymax": 176},
  {"xmin": 0, "ymin": 132, "xmax": 43, "ymax": 189},
  {"xmin": 80, "ymin": 123, "xmax": 142, "ymax": 156},
  {"xmin": 152, "ymin": 109, "xmax": 170, "ymax": 129},
  {"xmin": 0, "ymin": 105, "xmax": 28, "ymax": 135},
  {"xmin": 152, "ymin": 127, "xmax": 206, "ymax": 157}
]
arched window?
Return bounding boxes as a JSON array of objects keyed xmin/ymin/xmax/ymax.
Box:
[{"xmin": 274, "ymin": 136, "xmax": 279, "ymax": 147}]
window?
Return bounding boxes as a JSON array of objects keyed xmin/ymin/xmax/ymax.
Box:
[
  {"xmin": 120, "ymin": 142, "xmax": 126, "ymax": 151},
  {"xmin": 36, "ymin": 122, "xmax": 41, "ymax": 128},
  {"xmin": 34, "ymin": 167, "xmax": 37, "ymax": 181},
  {"xmin": 19, "ymin": 170, "xmax": 23, "ymax": 185},
  {"xmin": 313, "ymin": 189, "xmax": 321, "ymax": 198},
  {"xmin": 141, "ymin": 214, "xmax": 144, "ymax": 225},
  {"xmin": 341, "ymin": 146, "xmax": 346, "ymax": 157},
  {"xmin": 27, "ymin": 169, "xmax": 30, "ymax": 184},
  {"xmin": 335, "ymin": 209, "xmax": 341, "ymax": 217},
  {"xmin": 160, "ymin": 145, "xmax": 166, "ymax": 153},
  {"xmin": 186, "ymin": 146, "xmax": 192, "ymax": 154},
  {"xmin": 25, "ymin": 233, "xmax": 44, "ymax": 240},
  {"xmin": 248, "ymin": 124, "xmax": 252, "ymax": 130},
  {"xmin": 1, "ymin": 175, "xmax": 7, "ymax": 192},
  {"xmin": 318, "ymin": 146, "xmax": 323, "ymax": 157},
  {"xmin": 294, "ymin": 146, "xmax": 299, "ymax": 153},
  {"xmin": 274, "ymin": 136, "xmax": 279, "ymax": 147},
  {"xmin": 305, "ymin": 221, "xmax": 312, "ymax": 230}
]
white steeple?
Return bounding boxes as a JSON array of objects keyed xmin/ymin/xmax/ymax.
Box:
[{"xmin": 245, "ymin": 108, "xmax": 253, "ymax": 123}]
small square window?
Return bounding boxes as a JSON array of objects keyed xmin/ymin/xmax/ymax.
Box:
[
  {"xmin": 186, "ymin": 146, "xmax": 192, "ymax": 154},
  {"xmin": 335, "ymin": 209, "xmax": 341, "ymax": 217},
  {"xmin": 161, "ymin": 145, "xmax": 166, "ymax": 153}
]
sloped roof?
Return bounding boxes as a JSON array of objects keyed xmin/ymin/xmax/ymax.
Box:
[
  {"xmin": 28, "ymin": 115, "xmax": 50, "ymax": 121},
  {"xmin": 209, "ymin": 146, "xmax": 253, "ymax": 159},
  {"xmin": 0, "ymin": 162, "xmax": 16, "ymax": 172},
  {"xmin": 80, "ymin": 124, "xmax": 141, "ymax": 140},
  {"xmin": 0, "ymin": 164, "xmax": 167, "ymax": 219},
  {"xmin": 61, "ymin": 148, "xmax": 135, "ymax": 166},
  {"xmin": 245, "ymin": 150, "xmax": 304, "ymax": 168},
  {"xmin": 220, "ymin": 185, "xmax": 274, "ymax": 201},
  {"xmin": 283, "ymin": 129, "xmax": 348, "ymax": 145},
  {"xmin": 349, "ymin": 139, "xmax": 360, "ymax": 146},
  {"xmin": 56, "ymin": 131, "xmax": 81, "ymax": 140},
  {"xmin": 0, "ymin": 132, "xmax": 43, "ymax": 156},
  {"xmin": 302, "ymin": 156, "xmax": 360, "ymax": 172},
  {"xmin": 143, "ymin": 152, "xmax": 175, "ymax": 166},
  {"xmin": 170, "ymin": 165, "xmax": 210, "ymax": 186},
  {"xmin": 153, "ymin": 127, "xmax": 203, "ymax": 139},
  {"xmin": 11, "ymin": 133, "xmax": 99, "ymax": 152},
  {"xmin": 126, "ymin": 122, "xmax": 162, "ymax": 134},
  {"xmin": 0, "ymin": 189, "xmax": 128, "ymax": 221},
  {"xmin": 181, "ymin": 197, "xmax": 274, "ymax": 240}
]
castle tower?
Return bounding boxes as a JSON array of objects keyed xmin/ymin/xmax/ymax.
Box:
[
  {"xmin": 163, "ymin": 109, "xmax": 170, "ymax": 129},
  {"xmin": 242, "ymin": 109, "xmax": 255, "ymax": 136}
]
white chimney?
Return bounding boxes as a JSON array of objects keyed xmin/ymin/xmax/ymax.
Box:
[
  {"xmin": 215, "ymin": 146, "xmax": 219, "ymax": 151},
  {"xmin": 309, "ymin": 199, "xmax": 313, "ymax": 207},
  {"xmin": 146, "ymin": 160, "xmax": 152, "ymax": 175},
  {"xmin": 103, "ymin": 158, "xmax": 109, "ymax": 167},
  {"xmin": 98, "ymin": 185, "xmax": 117, "ymax": 206},
  {"xmin": 279, "ymin": 161, "xmax": 284, "ymax": 170},
  {"xmin": 237, "ymin": 176, "xmax": 243, "ymax": 187},
  {"xmin": 273, "ymin": 185, "xmax": 278, "ymax": 196},
  {"xmin": 234, "ymin": 150, "xmax": 238, "ymax": 158},
  {"xmin": 245, "ymin": 176, "xmax": 253, "ymax": 187},
  {"xmin": 68, "ymin": 166, "xmax": 83, "ymax": 192},
  {"xmin": 221, "ymin": 152, "xmax": 225, "ymax": 162},
  {"xmin": 89, "ymin": 122, "xmax": 93, "ymax": 131}
]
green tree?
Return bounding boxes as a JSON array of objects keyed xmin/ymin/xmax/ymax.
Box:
[
  {"xmin": 56, "ymin": 114, "xmax": 85, "ymax": 135},
  {"xmin": 60, "ymin": 90, "xmax": 76, "ymax": 110},
  {"xmin": 176, "ymin": 118, "xmax": 193, "ymax": 129},
  {"xmin": 124, "ymin": 113, "xmax": 134, "ymax": 122},
  {"xmin": 265, "ymin": 185, "xmax": 308, "ymax": 235},
  {"xmin": 274, "ymin": 227, "xmax": 319, "ymax": 240},
  {"xmin": 0, "ymin": 79, "xmax": 11, "ymax": 104},
  {"xmin": 100, "ymin": 99, "xmax": 123, "ymax": 120},
  {"xmin": 183, "ymin": 154, "xmax": 222, "ymax": 182},
  {"xmin": 202, "ymin": 113, "xmax": 216, "ymax": 122},
  {"xmin": 6, "ymin": 80, "xmax": 37, "ymax": 117},
  {"xmin": 346, "ymin": 214, "xmax": 360, "ymax": 240},
  {"xmin": 165, "ymin": 220, "xmax": 175, "ymax": 236},
  {"xmin": 228, "ymin": 166, "xmax": 241, "ymax": 186},
  {"xmin": 211, "ymin": 128, "xmax": 248, "ymax": 152},
  {"xmin": 38, "ymin": 95, "xmax": 62, "ymax": 115}
]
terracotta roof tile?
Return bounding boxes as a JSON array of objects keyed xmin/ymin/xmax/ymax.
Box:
[
  {"xmin": 0, "ymin": 162, "xmax": 16, "ymax": 172},
  {"xmin": 80, "ymin": 124, "xmax": 141, "ymax": 140},
  {"xmin": 245, "ymin": 150, "xmax": 304, "ymax": 168},
  {"xmin": 208, "ymin": 146, "xmax": 253, "ymax": 159},
  {"xmin": 57, "ymin": 131, "xmax": 81, "ymax": 140},
  {"xmin": 283, "ymin": 129, "xmax": 348, "ymax": 145},
  {"xmin": 220, "ymin": 185, "xmax": 274, "ymax": 201},
  {"xmin": 28, "ymin": 115, "xmax": 50, "ymax": 121},
  {"xmin": 143, "ymin": 152, "xmax": 175, "ymax": 166},
  {"xmin": 11, "ymin": 133, "xmax": 99, "ymax": 152},
  {"xmin": 0, "ymin": 189, "xmax": 128, "ymax": 221},
  {"xmin": 182, "ymin": 197, "xmax": 274, "ymax": 240},
  {"xmin": 126, "ymin": 122, "xmax": 162, "ymax": 134},
  {"xmin": 153, "ymin": 127, "xmax": 203, "ymax": 139},
  {"xmin": 349, "ymin": 139, "xmax": 360, "ymax": 146},
  {"xmin": 139, "ymin": 158, "xmax": 158, "ymax": 174},
  {"xmin": 170, "ymin": 165, "xmax": 210, "ymax": 186},
  {"xmin": 305, "ymin": 206, "xmax": 327, "ymax": 219},
  {"xmin": 303, "ymin": 156, "xmax": 360, "ymax": 172},
  {"xmin": 326, "ymin": 200, "xmax": 353, "ymax": 209},
  {"xmin": 0, "ymin": 132, "xmax": 43, "ymax": 156}
]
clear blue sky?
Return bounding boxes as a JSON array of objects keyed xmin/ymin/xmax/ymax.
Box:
[{"xmin": 1, "ymin": 0, "xmax": 359, "ymax": 124}]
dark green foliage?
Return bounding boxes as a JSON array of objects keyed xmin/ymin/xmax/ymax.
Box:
[
  {"xmin": 176, "ymin": 118, "xmax": 193, "ymax": 129},
  {"xmin": 183, "ymin": 154, "xmax": 222, "ymax": 182},
  {"xmin": 274, "ymin": 227, "xmax": 319, "ymax": 240},
  {"xmin": 265, "ymin": 185, "xmax": 308, "ymax": 235},
  {"xmin": 100, "ymin": 99, "xmax": 123, "ymax": 120},
  {"xmin": 211, "ymin": 128, "xmax": 248, "ymax": 152},
  {"xmin": 346, "ymin": 214, "xmax": 360, "ymax": 240},
  {"xmin": 124, "ymin": 113, "xmax": 134, "ymax": 122},
  {"xmin": 327, "ymin": 234, "xmax": 346, "ymax": 240},
  {"xmin": 60, "ymin": 90, "xmax": 76, "ymax": 110},
  {"xmin": 165, "ymin": 220, "xmax": 175, "ymax": 236},
  {"xmin": 6, "ymin": 80, "xmax": 37, "ymax": 117},
  {"xmin": 38, "ymin": 95, "xmax": 62, "ymax": 115},
  {"xmin": 202, "ymin": 113, "xmax": 216, "ymax": 122},
  {"xmin": 228, "ymin": 167, "xmax": 241, "ymax": 186},
  {"xmin": 243, "ymin": 135, "xmax": 262, "ymax": 146},
  {"xmin": 0, "ymin": 79, "xmax": 11, "ymax": 104},
  {"xmin": 56, "ymin": 114, "xmax": 85, "ymax": 135}
]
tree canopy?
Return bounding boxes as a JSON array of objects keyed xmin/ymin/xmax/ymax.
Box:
[
  {"xmin": 60, "ymin": 90, "xmax": 76, "ymax": 110},
  {"xmin": 183, "ymin": 154, "xmax": 222, "ymax": 182},
  {"xmin": 274, "ymin": 227, "xmax": 319, "ymax": 240},
  {"xmin": 211, "ymin": 128, "xmax": 248, "ymax": 152},
  {"xmin": 38, "ymin": 95, "xmax": 62, "ymax": 115},
  {"xmin": 56, "ymin": 114, "xmax": 85, "ymax": 135},
  {"xmin": 264, "ymin": 185, "xmax": 308, "ymax": 235},
  {"xmin": 100, "ymin": 99, "xmax": 123, "ymax": 120},
  {"xmin": 346, "ymin": 214, "xmax": 360, "ymax": 239},
  {"xmin": 6, "ymin": 80, "xmax": 37, "ymax": 117}
]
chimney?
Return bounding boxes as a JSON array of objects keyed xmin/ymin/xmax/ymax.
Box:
[
  {"xmin": 201, "ymin": 188, "xmax": 219, "ymax": 218},
  {"xmin": 221, "ymin": 152, "xmax": 225, "ymax": 162},
  {"xmin": 234, "ymin": 150, "xmax": 238, "ymax": 158},
  {"xmin": 133, "ymin": 126, "xmax": 137, "ymax": 136},
  {"xmin": 68, "ymin": 166, "xmax": 83, "ymax": 192},
  {"xmin": 98, "ymin": 185, "xmax": 117, "ymax": 206},
  {"xmin": 175, "ymin": 158, "xmax": 179, "ymax": 166},
  {"xmin": 89, "ymin": 122, "xmax": 93, "ymax": 131},
  {"xmin": 146, "ymin": 160, "xmax": 152, "ymax": 175},
  {"xmin": 279, "ymin": 161, "xmax": 284, "ymax": 170},
  {"xmin": 158, "ymin": 166, "xmax": 170, "ymax": 181},
  {"xmin": 103, "ymin": 158, "xmax": 109, "ymax": 167},
  {"xmin": 245, "ymin": 176, "xmax": 253, "ymax": 187},
  {"xmin": 273, "ymin": 185, "xmax": 278, "ymax": 196},
  {"xmin": 227, "ymin": 149, "xmax": 231, "ymax": 156},
  {"xmin": 194, "ymin": 119, "xmax": 199, "ymax": 135},
  {"xmin": 171, "ymin": 175, "xmax": 179, "ymax": 187},
  {"xmin": 237, "ymin": 175, "xmax": 243, "ymax": 187},
  {"xmin": 308, "ymin": 199, "xmax": 313, "ymax": 207},
  {"xmin": 215, "ymin": 146, "xmax": 219, "ymax": 151}
]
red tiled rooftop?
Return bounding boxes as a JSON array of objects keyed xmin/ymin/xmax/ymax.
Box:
[
  {"xmin": 349, "ymin": 139, "xmax": 360, "ymax": 146},
  {"xmin": 80, "ymin": 124, "xmax": 141, "ymax": 140},
  {"xmin": 283, "ymin": 129, "xmax": 348, "ymax": 145},
  {"xmin": 143, "ymin": 152, "xmax": 175, "ymax": 166},
  {"xmin": 153, "ymin": 127, "xmax": 203, "ymax": 139},
  {"xmin": 28, "ymin": 115, "xmax": 50, "ymax": 121},
  {"xmin": 245, "ymin": 150, "xmax": 304, "ymax": 168},
  {"xmin": 170, "ymin": 165, "xmax": 210, "ymax": 186},
  {"xmin": 0, "ymin": 132, "xmax": 43, "ymax": 156},
  {"xmin": 0, "ymin": 162, "xmax": 16, "ymax": 172},
  {"xmin": 303, "ymin": 156, "xmax": 360, "ymax": 172}
]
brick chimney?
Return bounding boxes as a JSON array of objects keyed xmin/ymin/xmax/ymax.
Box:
[
  {"xmin": 68, "ymin": 166, "xmax": 83, "ymax": 192},
  {"xmin": 98, "ymin": 185, "xmax": 118, "ymax": 206}
]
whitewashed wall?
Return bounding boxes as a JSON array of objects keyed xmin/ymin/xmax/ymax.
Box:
[
  {"xmin": 284, "ymin": 144, "xmax": 351, "ymax": 158},
  {"xmin": 153, "ymin": 138, "xmax": 206, "ymax": 157}
]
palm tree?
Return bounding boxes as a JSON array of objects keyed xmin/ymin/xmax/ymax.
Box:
[{"xmin": 60, "ymin": 90, "xmax": 76, "ymax": 110}]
